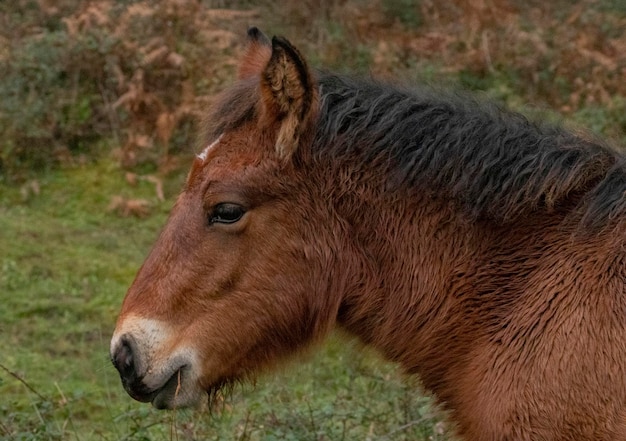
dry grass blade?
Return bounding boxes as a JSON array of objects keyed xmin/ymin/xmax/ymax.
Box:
[{"xmin": 0, "ymin": 362, "xmax": 48, "ymax": 402}]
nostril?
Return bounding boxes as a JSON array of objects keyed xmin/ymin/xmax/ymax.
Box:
[{"xmin": 112, "ymin": 337, "xmax": 136, "ymax": 380}]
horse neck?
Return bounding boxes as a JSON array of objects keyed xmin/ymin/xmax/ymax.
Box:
[{"xmin": 319, "ymin": 164, "xmax": 475, "ymax": 370}]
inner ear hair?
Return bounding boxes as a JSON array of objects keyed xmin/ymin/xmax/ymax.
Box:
[{"xmin": 260, "ymin": 36, "xmax": 316, "ymax": 160}]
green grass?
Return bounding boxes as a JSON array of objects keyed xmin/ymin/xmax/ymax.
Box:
[{"xmin": 0, "ymin": 158, "xmax": 447, "ymax": 440}]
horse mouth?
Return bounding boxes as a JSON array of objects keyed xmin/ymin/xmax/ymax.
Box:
[
  {"xmin": 150, "ymin": 366, "xmax": 186, "ymax": 409},
  {"xmin": 121, "ymin": 364, "xmax": 203, "ymax": 409}
]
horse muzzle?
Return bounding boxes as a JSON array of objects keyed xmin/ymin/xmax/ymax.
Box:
[{"xmin": 110, "ymin": 316, "xmax": 204, "ymax": 409}]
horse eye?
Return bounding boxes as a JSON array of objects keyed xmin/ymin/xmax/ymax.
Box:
[{"xmin": 208, "ymin": 203, "xmax": 246, "ymax": 225}]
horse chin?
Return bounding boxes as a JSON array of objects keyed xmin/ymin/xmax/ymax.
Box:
[{"xmin": 149, "ymin": 366, "xmax": 205, "ymax": 410}]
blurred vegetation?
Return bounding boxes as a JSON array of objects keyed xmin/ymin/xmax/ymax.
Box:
[
  {"xmin": 0, "ymin": 0, "xmax": 256, "ymax": 181},
  {"xmin": 1, "ymin": 0, "xmax": 624, "ymax": 183},
  {"xmin": 1, "ymin": 0, "xmax": 625, "ymax": 440}
]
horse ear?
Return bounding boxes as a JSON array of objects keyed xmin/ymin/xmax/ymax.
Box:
[
  {"xmin": 238, "ymin": 27, "xmax": 272, "ymax": 80},
  {"xmin": 259, "ymin": 35, "xmax": 317, "ymax": 160}
]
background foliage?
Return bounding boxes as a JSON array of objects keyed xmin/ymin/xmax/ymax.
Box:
[
  {"xmin": 1, "ymin": 0, "xmax": 625, "ymax": 440},
  {"xmin": 1, "ymin": 0, "xmax": 624, "ymax": 182}
]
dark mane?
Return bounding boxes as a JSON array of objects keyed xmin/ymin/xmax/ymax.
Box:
[
  {"xmin": 314, "ymin": 74, "xmax": 626, "ymax": 229},
  {"xmin": 206, "ymin": 72, "xmax": 626, "ymax": 229},
  {"xmin": 204, "ymin": 77, "xmax": 258, "ymax": 142}
]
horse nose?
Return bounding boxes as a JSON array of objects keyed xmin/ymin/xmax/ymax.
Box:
[
  {"xmin": 111, "ymin": 334, "xmax": 157, "ymax": 403},
  {"xmin": 111, "ymin": 335, "xmax": 137, "ymax": 380}
]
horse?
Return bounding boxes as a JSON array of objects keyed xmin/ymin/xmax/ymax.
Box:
[{"xmin": 111, "ymin": 28, "xmax": 626, "ymax": 440}]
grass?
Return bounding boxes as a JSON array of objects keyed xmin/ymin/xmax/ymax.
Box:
[{"xmin": 0, "ymin": 157, "xmax": 447, "ymax": 440}]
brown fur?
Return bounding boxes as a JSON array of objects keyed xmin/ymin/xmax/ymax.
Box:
[
  {"xmin": 237, "ymin": 27, "xmax": 271, "ymax": 80},
  {"xmin": 113, "ymin": 30, "xmax": 626, "ymax": 440}
]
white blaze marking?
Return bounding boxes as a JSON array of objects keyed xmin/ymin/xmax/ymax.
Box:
[{"xmin": 197, "ymin": 134, "xmax": 223, "ymax": 161}]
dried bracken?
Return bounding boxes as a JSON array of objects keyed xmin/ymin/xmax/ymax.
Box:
[
  {"xmin": 107, "ymin": 195, "xmax": 151, "ymax": 218},
  {"xmin": 0, "ymin": 0, "xmax": 258, "ymax": 178},
  {"xmin": 1, "ymin": 0, "xmax": 623, "ymax": 181}
]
